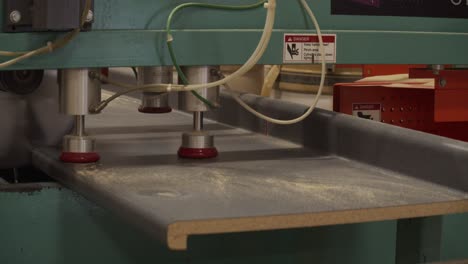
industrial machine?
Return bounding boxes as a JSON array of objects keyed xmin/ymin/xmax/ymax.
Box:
[
  {"xmin": 1, "ymin": 1, "xmax": 468, "ymax": 263},
  {"xmin": 334, "ymin": 67, "xmax": 468, "ymax": 142}
]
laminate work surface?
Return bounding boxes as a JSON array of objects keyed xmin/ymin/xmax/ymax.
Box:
[{"xmin": 33, "ymin": 93, "xmax": 468, "ymax": 250}]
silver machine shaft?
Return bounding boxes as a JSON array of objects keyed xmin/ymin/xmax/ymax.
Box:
[
  {"xmin": 59, "ymin": 68, "xmax": 101, "ymax": 163},
  {"xmin": 137, "ymin": 66, "xmax": 173, "ymax": 113},
  {"xmin": 178, "ymin": 66, "xmax": 220, "ymax": 159}
]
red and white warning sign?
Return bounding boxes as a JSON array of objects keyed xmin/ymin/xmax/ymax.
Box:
[
  {"xmin": 283, "ymin": 34, "xmax": 337, "ymax": 64},
  {"xmin": 352, "ymin": 103, "xmax": 382, "ymax": 121}
]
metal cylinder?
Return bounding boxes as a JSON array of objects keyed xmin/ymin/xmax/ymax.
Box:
[
  {"xmin": 429, "ymin": 64, "xmax": 445, "ymax": 75},
  {"xmin": 138, "ymin": 66, "xmax": 173, "ymax": 111},
  {"xmin": 63, "ymin": 114, "xmax": 95, "ymax": 154},
  {"xmin": 193, "ymin": 112, "xmax": 203, "ymax": 131},
  {"xmin": 139, "ymin": 92, "xmax": 170, "ymax": 109},
  {"xmin": 181, "ymin": 131, "xmax": 215, "ymax": 149},
  {"xmin": 138, "ymin": 66, "xmax": 173, "ymax": 85},
  {"xmin": 62, "ymin": 134, "xmax": 95, "ymax": 153},
  {"xmin": 74, "ymin": 116, "xmax": 85, "ymax": 137},
  {"xmin": 59, "ymin": 68, "xmax": 101, "ymax": 115},
  {"xmin": 178, "ymin": 66, "xmax": 220, "ymax": 112}
]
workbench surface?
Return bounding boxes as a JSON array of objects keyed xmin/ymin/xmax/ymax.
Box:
[{"xmin": 33, "ymin": 93, "xmax": 468, "ymax": 250}]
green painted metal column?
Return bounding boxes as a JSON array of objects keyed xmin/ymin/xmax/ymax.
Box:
[
  {"xmin": 440, "ymin": 214, "xmax": 468, "ymax": 261},
  {"xmin": 395, "ymin": 217, "xmax": 444, "ymax": 264}
]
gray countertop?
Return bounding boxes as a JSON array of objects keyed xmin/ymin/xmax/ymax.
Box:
[{"xmin": 33, "ymin": 92, "xmax": 468, "ymax": 250}]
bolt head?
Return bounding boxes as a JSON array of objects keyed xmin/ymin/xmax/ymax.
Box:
[
  {"xmin": 439, "ymin": 78, "xmax": 447, "ymax": 88},
  {"xmin": 9, "ymin": 10, "xmax": 21, "ymax": 24},
  {"xmin": 85, "ymin": 10, "xmax": 94, "ymax": 23}
]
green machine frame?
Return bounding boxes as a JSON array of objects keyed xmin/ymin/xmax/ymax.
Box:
[
  {"xmin": 1, "ymin": 1, "xmax": 468, "ymax": 263},
  {"xmin": 1, "ymin": 185, "xmax": 468, "ymax": 264},
  {"xmin": 0, "ymin": 0, "xmax": 467, "ymax": 69}
]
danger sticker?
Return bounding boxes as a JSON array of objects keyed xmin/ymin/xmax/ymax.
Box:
[
  {"xmin": 352, "ymin": 103, "xmax": 381, "ymax": 121},
  {"xmin": 283, "ymin": 34, "xmax": 337, "ymax": 64}
]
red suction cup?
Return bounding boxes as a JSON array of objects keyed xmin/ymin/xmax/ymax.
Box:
[
  {"xmin": 138, "ymin": 106, "xmax": 172, "ymax": 114},
  {"xmin": 60, "ymin": 152, "xmax": 100, "ymax": 164},
  {"xmin": 178, "ymin": 147, "xmax": 218, "ymax": 159}
]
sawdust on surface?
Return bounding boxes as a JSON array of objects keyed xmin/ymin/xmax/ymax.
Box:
[{"xmin": 72, "ymin": 157, "xmax": 468, "ymax": 210}]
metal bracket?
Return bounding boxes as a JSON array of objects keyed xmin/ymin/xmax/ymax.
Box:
[{"xmin": 3, "ymin": 0, "xmax": 94, "ymax": 33}]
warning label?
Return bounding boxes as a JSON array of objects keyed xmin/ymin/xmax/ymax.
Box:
[
  {"xmin": 352, "ymin": 103, "xmax": 381, "ymax": 121},
  {"xmin": 283, "ymin": 34, "xmax": 337, "ymax": 64}
]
